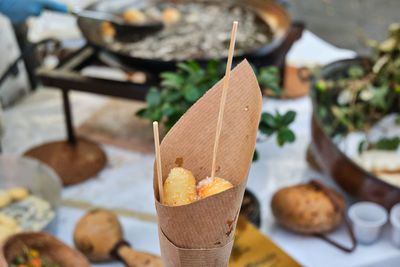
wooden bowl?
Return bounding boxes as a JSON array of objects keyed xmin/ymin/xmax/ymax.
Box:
[
  {"xmin": 310, "ymin": 58, "xmax": 400, "ymax": 210},
  {"xmin": 0, "ymin": 232, "xmax": 90, "ymax": 267}
]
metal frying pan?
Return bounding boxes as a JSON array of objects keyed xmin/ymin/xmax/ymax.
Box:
[{"xmin": 77, "ymin": 0, "xmax": 290, "ymax": 72}]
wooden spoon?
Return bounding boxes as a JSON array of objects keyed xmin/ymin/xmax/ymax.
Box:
[
  {"xmin": 0, "ymin": 232, "xmax": 90, "ymax": 267},
  {"xmin": 74, "ymin": 209, "xmax": 162, "ymax": 267}
]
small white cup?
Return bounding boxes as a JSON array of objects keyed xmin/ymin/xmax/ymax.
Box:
[
  {"xmin": 348, "ymin": 202, "xmax": 388, "ymax": 244},
  {"xmin": 390, "ymin": 203, "xmax": 400, "ymax": 248}
]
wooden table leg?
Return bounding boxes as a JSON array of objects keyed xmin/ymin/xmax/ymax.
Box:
[{"xmin": 62, "ymin": 89, "xmax": 76, "ymax": 144}]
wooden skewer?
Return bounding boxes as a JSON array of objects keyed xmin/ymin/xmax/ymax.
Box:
[
  {"xmin": 153, "ymin": 121, "xmax": 164, "ymax": 203},
  {"xmin": 211, "ymin": 21, "xmax": 238, "ymax": 179}
]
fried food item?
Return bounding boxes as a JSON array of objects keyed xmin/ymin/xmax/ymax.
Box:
[
  {"xmin": 162, "ymin": 8, "xmax": 180, "ymax": 24},
  {"xmin": 8, "ymin": 187, "xmax": 29, "ymax": 201},
  {"xmin": 123, "ymin": 9, "xmax": 146, "ymax": 24},
  {"xmin": 163, "ymin": 168, "xmax": 197, "ymax": 206},
  {"xmin": 197, "ymin": 177, "xmax": 233, "ymax": 199},
  {"xmin": 271, "ymin": 182, "xmax": 345, "ymax": 234},
  {"xmin": 0, "ymin": 213, "xmax": 18, "ymax": 230},
  {"xmin": 0, "ymin": 191, "xmax": 11, "ymax": 208},
  {"xmin": 0, "ymin": 225, "xmax": 14, "ymax": 241},
  {"xmin": 0, "ymin": 213, "xmax": 20, "ymax": 241},
  {"xmin": 100, "ymin": 21, "xmax": 116, "ymax": 42}
]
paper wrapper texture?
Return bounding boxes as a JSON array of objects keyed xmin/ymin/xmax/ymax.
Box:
[{"xmin": 153, "ymin": 60, "xmax": 262, "ymax": 267}]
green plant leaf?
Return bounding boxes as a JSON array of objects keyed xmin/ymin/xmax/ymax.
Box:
[
  {"xmin": 150, "ymin": 109, "xmax": 162, "ymax": 121},
  {"xmin": 187, "ymin": 61, "xmax": 202, "ymax": 72},
  {"xmin": 136, "ymin": 60, "xmax": 296, "ymax": 158},
  {"xmin": 146, "ymin": 88, "xmax": 162, "ymax": 107},
  {"xmin": 277, "ymin": 128, "xmax": 295, "ymax": 146},
  {"xmin": 164, "ymin": 91, "xmax": 182, "ymax": 102},
  {"xmin": 274, "ymin": 110, "xmax": 283, "ymax": 126},
  {"xmin": 176, "ymin": 62, "xmax": 195, "ymax": 74},
  {"xmin": 257, "ymin": 66, "xmax": 281, "ymax": 95},
  {"xmin": 136, "ymin": 108, "xmax": 148, "ymax": 118},
  {"xmin": 269, "ymin": 84, "xmax": 282, "ymax": 96},
  {"xmin": 316, "ymin": 79, "xmax": 327, "ymax": 92},
  {"xmin": 160, "ymin": 73, "xmax": 184, "ymax": 89},
  {"xmin": 347, "ymin": 65, "xmax": 364, "ymax": 78},
  {"xmin": 183, "ymin": 85, "xmax": 200, "ymax": 102},
  {"xmin": 282, "ymin": 111, "xmax": 296, "ymax": 125},
  {"xmin": 367, "ymin": 85, "xmax": 389, "ymax": 109},
  {"xmin": 260, "ymin": 112, "xmax": 276, "ymax": 128},
  {"xmin": 252, "ymin": 150, "xmax": 259, "ymax": 161},
  {"xmin": 374, "ymin": 137, "xmax": 400, "ymax": 150},
  {"xmin": 259, "ymin": 123, "xmax": 274, "ymax": 136},
  {"xmin": 161, "ymin": 103, "xmax": 175, "ymax": 117},
  {"xmin": 358, "ymin": 140, "xmax": 367, "ymax": 154}
]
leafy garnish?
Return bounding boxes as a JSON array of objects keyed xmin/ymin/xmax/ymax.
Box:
[{"xmin": 136, "ymin": 60, "xmax": 296, "ymax": 160}]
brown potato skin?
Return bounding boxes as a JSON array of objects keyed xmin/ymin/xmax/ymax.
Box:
[
  {"xmin": 271, "ymin": 183, "xmax": 345, "ymax": 234},
  {"xmin": 74, "ymin": 209, "xmax": 123, "ymax": 262}
]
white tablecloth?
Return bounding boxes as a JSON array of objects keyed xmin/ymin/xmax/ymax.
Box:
[{"xmin": 3, "ymin": 31, "xmax": 400, "ymax": 267}]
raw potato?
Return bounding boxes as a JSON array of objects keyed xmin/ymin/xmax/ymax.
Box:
[
  {"xmin": 8, "ymin": 187, "xmax": 29, "ymax": 201},
  {"xmin": 0, "ymin": 191, "xmax": 11, "ymax": 208},
  {"xmin": 74, "ymin": 209, "xmax": 162, "ymax": 266},
  {"xmin": 163, "ymin": 168, "xmax": 197, "ymax": 206},
  {"xmin": 74, "ymin": 209, "xmax": 123, "ymax": 262},
  {"xmin": 162, "ymin": 8, "xmax": 180, "ymax": 24},
  {"xmin": 271, "ymin": 182, "xmax": 345, "ymax": 234},
  {"xmin": 197, "ymin": 177, "xmax": 233, "ymax": 199},
  {"xmin": 123, "ymin": 9, "xmax": 146, "ymax": 24}
]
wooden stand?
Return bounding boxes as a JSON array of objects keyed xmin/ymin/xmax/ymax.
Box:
[{"xmin": 24, "ymin": 88, "xmax": 106, "ymax": 186}]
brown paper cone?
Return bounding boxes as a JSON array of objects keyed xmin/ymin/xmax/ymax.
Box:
[{"xmin": 153, "ymin": 60, "xmax": 262, "ymax": 267}]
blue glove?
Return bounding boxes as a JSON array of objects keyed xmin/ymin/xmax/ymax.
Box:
[{"xmin": 0, "ymin": 0, "xmax": 68, "ymax": 24}]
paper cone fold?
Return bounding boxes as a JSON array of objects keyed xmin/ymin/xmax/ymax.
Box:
[
  {"xmin": 159, "ymin": 228, "xmax": 234, "ymax": 267},
  {"xmin": 153, "ymin": 60, "xmax": 262, "ymax": 266}
]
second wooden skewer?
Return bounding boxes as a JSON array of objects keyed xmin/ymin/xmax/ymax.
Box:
[{"xmin": 211, "ymin": 21, "xmax": 238, "ymax": 179}]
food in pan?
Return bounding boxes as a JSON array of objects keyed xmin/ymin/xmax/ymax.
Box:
[
  {"xmin": 108, "ymin": 2, "xmax": 273, "ymax": 61},
  {"xmin": 271, "ymin": 182, "xmax": 345, "ymax": 234},
  {"xmin": 100, "ymin": 21, "xmax": 116, "ymax": 43},
  {"xmin": 123, "ymin": 9, "xmax": 146, "ymax": 24},
  {"xmin": 163, "ymin": 167, "xmax": 197, "ymax": 206},
  {"xmin": 162, "ymin": 167, "xmax": 233, "ymax": 206},
  {"xmin": 161, "ymin": 8, "xmax": 180, "ymax": 24},
  {"xmin": 10, "ymin": 248, "xmax": 59, "ymax": 267},
  {"xmin": 197, "ymin": 177, "xmax": 233, "ymax": 200}
]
